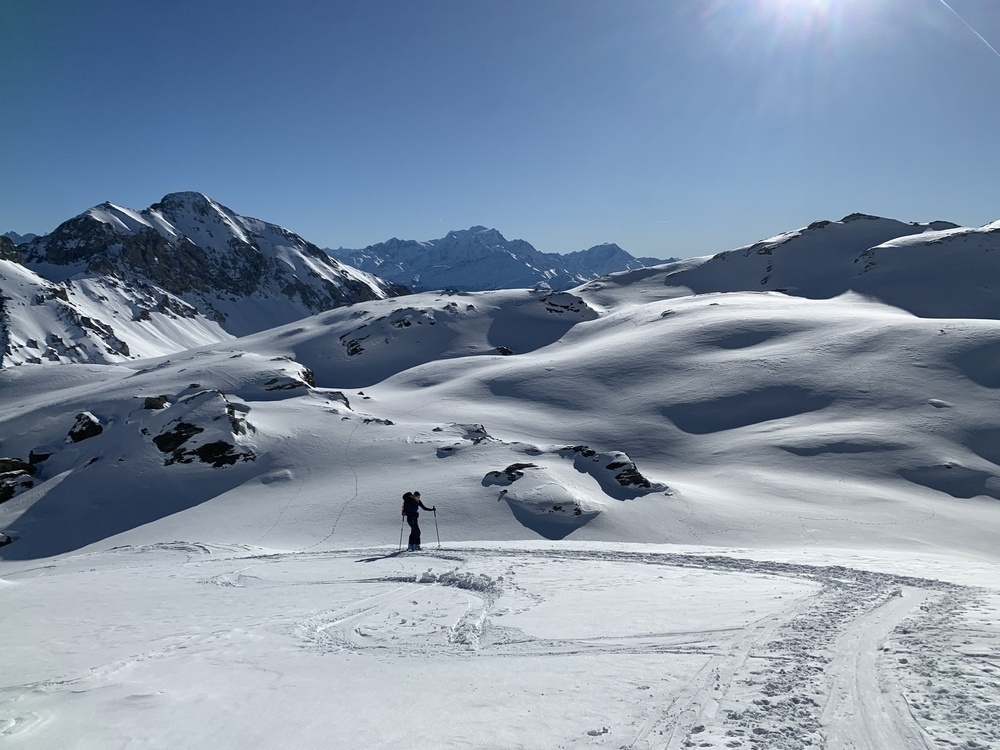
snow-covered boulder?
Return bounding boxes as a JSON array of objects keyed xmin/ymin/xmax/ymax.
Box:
[
  {"xmin": 483, "ymin": 462, "xmax": 602, "ymax": 539},
  {"xmin": 68, "ymin": 412, "xmax": 103, "ymax": 443},
  {"xmin": 148, "ymin": 390, "xmax": 256, "ymax": 468},
  {"xmin": 557, "ymin": 445, "xmax": 668, "ymax": 500}
]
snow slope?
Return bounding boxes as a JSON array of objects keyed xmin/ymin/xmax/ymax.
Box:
[
  {"xmin": 855, "ymin": 219, "xmax": 1000, "ymax": 318},
  {"xmin": 638, "ymin": 213, "xmax": 957, "ymax": 299},
  {"xmin": 0, "ymin": 259, "xmax": 230, "ymax": 364},
  {"xmin": 584, "ymin": 213, "xmax": 1000, "ymax": 318},
  {"xmin": 3, "ymin": 229, "xmax": 1000, "ymax": 748}
]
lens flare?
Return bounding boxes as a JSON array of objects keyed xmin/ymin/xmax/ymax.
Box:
[
  {"xmin": 695, "ymin": 0, "xmax": 1000, "ymax": 121},
  {"xmin": 741, "ymin": 0, "xmax": 873, "ymax": 43},
  {"xmin": 695, "ymin": 0, "xmax": 881, "ymax": 118}
]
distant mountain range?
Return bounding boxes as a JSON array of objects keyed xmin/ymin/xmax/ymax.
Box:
[
  {"xmin": 328, "ymin": 226, "xmax": 672, "ymax": 292},
  {"xmin": 5, "ymin": 195, "xmax": 1000, "ymax": 369},
  {"xmin": 0, "ymin": 196, "xmax": 673, "ymax": 367},
  {"xmin": 2, "ymin": 231, "xmax": 37, "ymax": 246}
]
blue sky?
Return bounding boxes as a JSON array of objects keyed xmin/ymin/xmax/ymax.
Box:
[{"xmin": 2, "ymin": 0, "xmax": 999, "ymax": 258}]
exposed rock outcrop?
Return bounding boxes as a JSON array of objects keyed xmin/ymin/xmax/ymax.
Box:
[
  {"xmin": 68, "ymin": 412, "xmax": 104, "ymax": 443},
  {"xmin": 0, "ymin": 457, "xmax": 35, "ymax": 503}
]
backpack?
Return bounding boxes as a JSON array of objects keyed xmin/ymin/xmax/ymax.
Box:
[{"xmin": 402, "ymin": 493, "xmax": 418, "ymax": 516}]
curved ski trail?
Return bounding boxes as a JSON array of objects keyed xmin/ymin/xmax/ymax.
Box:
[{"xmin": 821, "ymin": 586, "xmax": 934, "ymax": 750}]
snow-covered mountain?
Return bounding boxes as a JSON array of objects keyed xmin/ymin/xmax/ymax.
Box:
[
  {"xmin": 329, "ymin": 226, "xmax": 670, "ymax": 292},
  {"xmin": 583, "ymin": 212, "xmax": 1000, "ymax": 318},
  {"xmin": 560, "ymin": 240, "xmax": 666, "ymax": 277},
  {"xmin": 1, "ymin": 193, "xmax": 407, "ymax": 366},
  {"xmin": 3, "ymin": 210, "xmax": 1000, "ymax": 749}
]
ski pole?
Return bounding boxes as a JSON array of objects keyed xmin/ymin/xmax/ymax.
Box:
[
  {"xmin": 398, "ymin": 514, "xmax": 405, "ymax": 552},
  {"xmin": 434, "ymin": 508, "xmax": 440, "ymax": 548}
]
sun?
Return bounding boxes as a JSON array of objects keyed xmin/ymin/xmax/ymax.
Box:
[
  {"xmin": 694, "ymin": 0, "xmax": 889, "ymax": 118},
  {"xmin": 764, "ymin": 0, "xmax": 836, "ymax": 15},
  {"xmin": 699, "ymin": 0, "xmax": 881, "ymax": 53},
  {"xmin": 753, "ymin": 0, "xmax": 860, "ymax": 34}
]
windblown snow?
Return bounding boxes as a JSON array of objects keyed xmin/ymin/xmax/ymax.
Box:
[{"xmin": 2, "ymin": 213, "xmax": 1000, "ymax": 749}]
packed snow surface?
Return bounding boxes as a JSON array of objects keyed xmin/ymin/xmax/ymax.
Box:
[
  {"xmin": 3, "ymin": 543, "xmax": 998, "ymax": 749},
  {"xmin": 3, "ymin": 263, "xmax": 1000, "ymax": 747}
]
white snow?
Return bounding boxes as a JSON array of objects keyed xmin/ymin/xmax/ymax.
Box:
[
  {"xmin": 3, "ymin": 236, "xmax": 1000, "ymax": 748},
  {"xmin": 86, "ymin": 203, "xmax": 158, "ymax": 235},
  {"xmin": 0, "ymin": 260, "xmax": 232, "ymax": 365}
]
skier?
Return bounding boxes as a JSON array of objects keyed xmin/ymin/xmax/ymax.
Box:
[{"xmin": 402, "ymin": 490, "xmax": 435, "ymax": 551}]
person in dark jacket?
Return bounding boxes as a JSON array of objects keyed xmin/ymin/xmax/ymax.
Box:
[{"xmin": 402, "ymin": 491, "xmax": 435, "ymax": 551}]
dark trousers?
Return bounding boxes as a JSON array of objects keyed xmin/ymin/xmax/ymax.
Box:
[{"xmin": 406, "ymin": 514, "xmax": 421, "ymax": 547}]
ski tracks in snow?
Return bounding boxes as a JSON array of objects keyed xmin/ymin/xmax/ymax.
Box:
[
  {"xmin": 5, "ymin": 544, "xmax": 997, "ymax": 749},
  {"xmin": 821, "ymin": 587, "xmax": 934, "ymax": 750},
  {"xmin": 292, "ymin": 546, "xmax": 997, "ymax": 749},
  {"xmin": 611, "ymin": 556, "xmax": 985, "ymax": 750}
]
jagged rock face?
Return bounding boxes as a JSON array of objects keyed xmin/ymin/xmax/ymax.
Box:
[
  {"xmin": 19, "ymin": 192, "xmax": 408, "ymax": 338},
  {"xmin": 0, "ymin": 235, "xmax": 20, "ymax": 262}
]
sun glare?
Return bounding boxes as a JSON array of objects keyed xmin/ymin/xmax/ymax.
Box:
[
  {"xmin": 701, "ymin": 0, "xmax": 884, "ymax": 38},
  {"xmin": 752, "ymin": 0, "xmax": 868, "ymax": 36},
  {"xmin": 695, "ymin": 0, "xmax": 889, "ymax": 119},
  {"xmin": 764, "ymin": 0, "xmax": 836, "ymax": 19},
  {"xmin": 699, "ymin": 0, "xmax": 883, "ymax": 59}
]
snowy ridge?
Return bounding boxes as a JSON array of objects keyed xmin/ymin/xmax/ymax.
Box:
[
  {"xmin": 578, "ymin": 213, "xmax": 1000, "ymax": 319},
  {"xmin": 855, "ymin": 219, "xmax": 1000, "ymax": 318},
  {"xmin": 2, "ymin": 192, "xmax": 407, "ymax": 366}
]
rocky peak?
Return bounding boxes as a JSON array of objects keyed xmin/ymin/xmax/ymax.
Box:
[
  {"xmin": 0, "ymin": 235, "xmax": 19, "ymax": 262},
  {"xmin": 150, "ymin": 191, "xmax": 216, "ymax": 213},
  {"xmin": 579, "ymin": 243, "xmax": 627, "ymax": 260},
  {"xmin": 471, "ymin": 226, "xmax": 507, "ymax": 244},
  {"xmin": 12, "ymin": 193, "xmax": 408, "ymax": 349},
  {"xmin": 2, "ymin": 231, "xmax": 38, "ymax": 246}
]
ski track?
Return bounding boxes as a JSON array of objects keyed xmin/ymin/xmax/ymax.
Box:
[
  {"xmin": 278, "ymin": 545, "xmax": 998, "ymax": 749},
  {"xmin": 3, "ymin": 544, "xmax": 998, "ymax": 749},
  {"xmin": 379, "ymin": 547, "xmax": 994, "ymax": 749},
  {"xmin": 822, "ymin": 586, "xmax": 936, "ymax": 750}
]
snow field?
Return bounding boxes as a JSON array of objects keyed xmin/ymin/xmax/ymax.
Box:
[
  {"xmin": 4, "ymin": 254, "xmax": 1000, "ymax": 748},
  {"xmin": 2, "ymin": 543, "xmax": 998, "ymax": 749}
]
